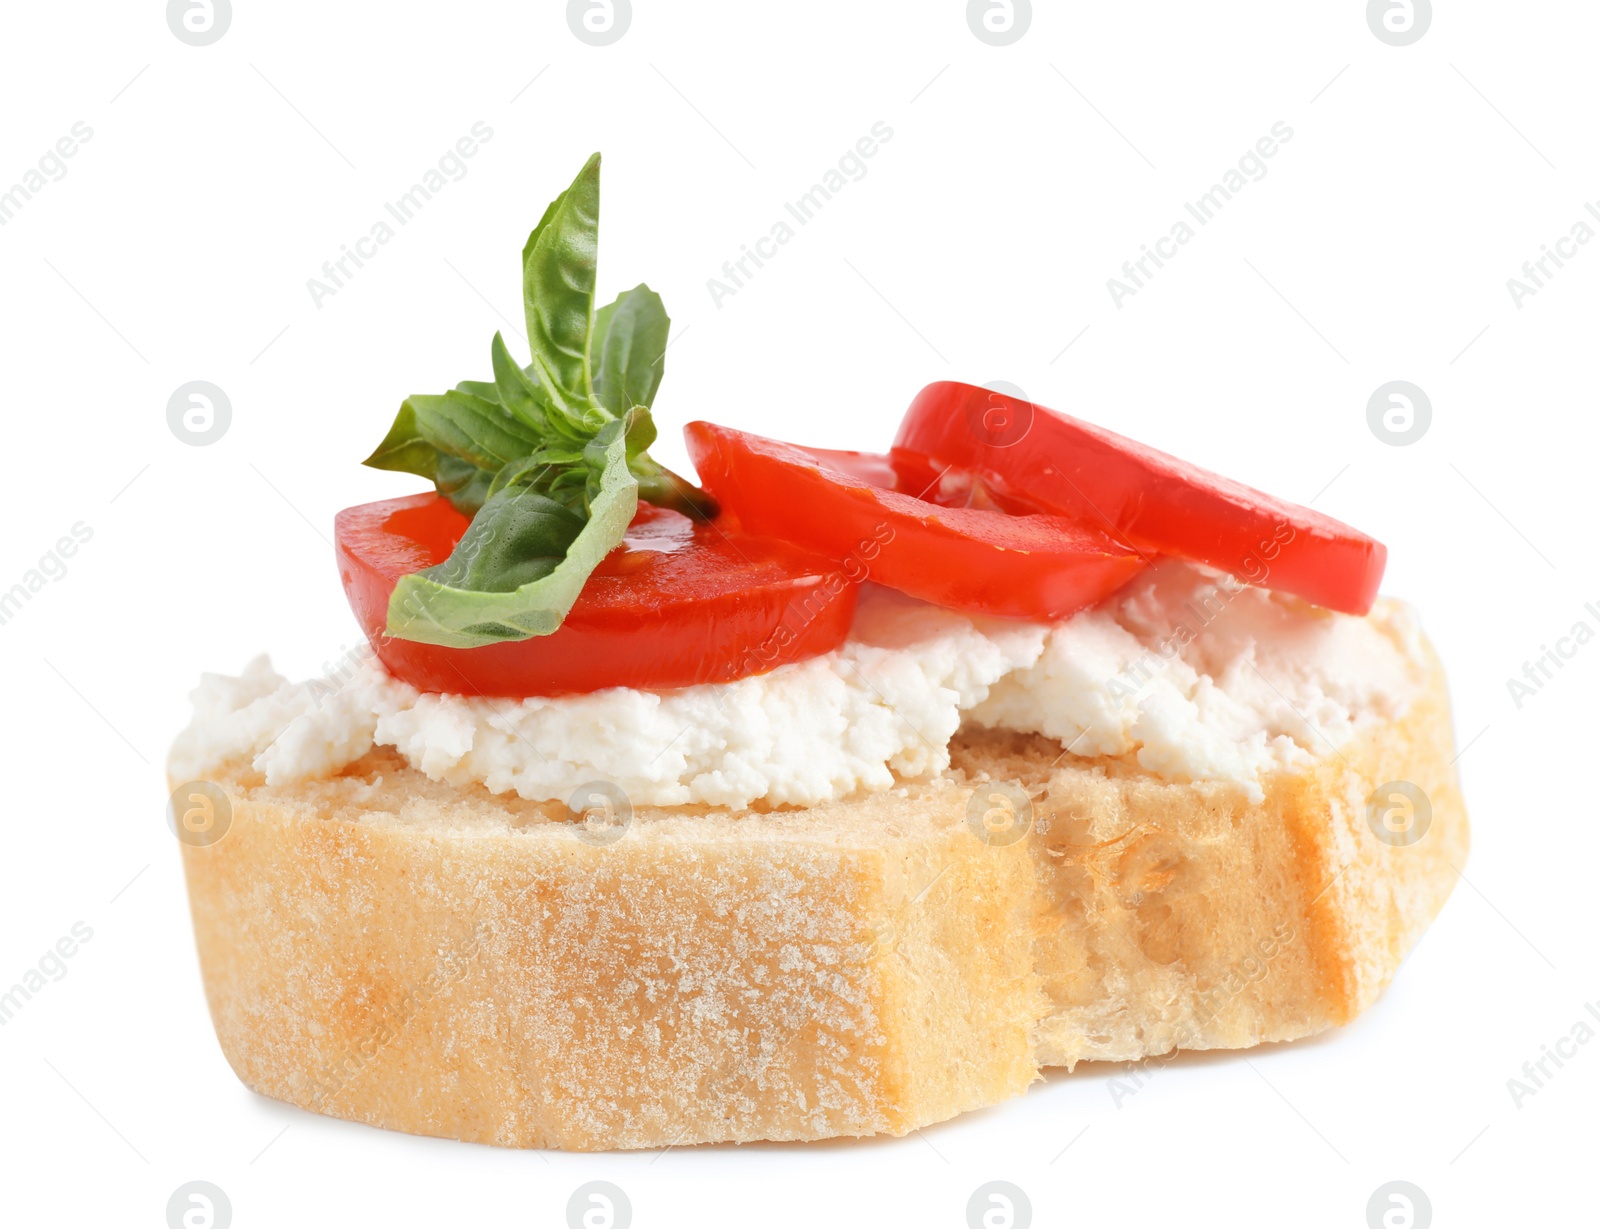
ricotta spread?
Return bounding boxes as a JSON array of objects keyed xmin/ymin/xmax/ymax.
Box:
[{"xmin": 169, "ymin": 561, "xmax": 1424, "ymax": 808}]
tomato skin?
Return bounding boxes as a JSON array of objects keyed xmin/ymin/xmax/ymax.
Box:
[
  {"xmin": 893, "ymin": 381, "xmax": 1388, "ymax": 615},
  {"xmin": 684, "ymin": 421, "xmax": 1147, "ymax": 622},
  {"xmin": 336, "ymin": 493, "xmax": 857, "ymax": 696}
]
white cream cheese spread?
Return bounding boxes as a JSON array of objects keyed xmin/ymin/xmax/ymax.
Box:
[{"xmin": 169, "ymin": 562, "xmax": 1424, "ymax": 808}]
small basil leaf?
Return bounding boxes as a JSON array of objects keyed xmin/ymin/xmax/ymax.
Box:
[
  {"xmin": 484, "ymin": 451, "xmax": 579, "ymax": 502},
  {"xmin": 582, "ymin": 416, "xmax": 626, "ymax": 470},
  {"xmin": 407, "ymin": 389, "xmax": 544, "ymax": 473},
  {"xmin": 421, "ymin": 487, "xmax": 586, "ymax": 593},
  {"xmin": 363, "ymin": 401, "xmax": 440, "ymax": 479},
  {"xmin": 435, "ymin": 454, "xmax": 495, "ymax": 515},
  {"xmin": 593, "ymin": 284, "xmax": 670, "ymax": 416},
  {"xmin": 385, "ymin": 427, "xmax": 638, "ymax": 647},
  {"xmin": 456, "ymin": 379, "xmax": 500, "ymax": 402},
  {"xmin": 622, "ymin": 403, "xmax": 657, "ymax": 457},
  {"xmin": 489, "ymin": 332, "xmax": 552, "ymax": 433},
  {"xmin": 524, "ymin": 153, "xmax": 601, "ymax": 420}
]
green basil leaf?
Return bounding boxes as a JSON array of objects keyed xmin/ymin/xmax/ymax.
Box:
[
  {"xmin": 520, "ymin": 192, "xmax": 565, "ymax": 269},
  {"xmin": 591, "ymin": 296, "xmax": 618, "ymax": 362},
  {"xmin": 406, "ymin": 389, "xmax": 544, "ymax": 473},
  {"xmin": 420, "ymin": 488, "xmax": 585, "ymax": 592},
  {"xmin": 435, "ymin": 454, "xmax": 494, "ymax": 515},
  {"xmin": 483, "ymin": 450, "xmax": 585, "ymax": 503},
  {"xmin": 623, "ymin": 402, "xmax": 658, "ymax": 457},
  {"xmin": 362, "ymin": 401, "xmax": 440, "ymax": 479},
  {"xmin": 384, "ymin": 427, "xmax": 637, "ymax": 647},
  {"xmin": 523, "ymin": 152, "xmax": 601, "ymax": 420},
  {"xmin": 489, "ymin": 332, "xmax": 548, "ymax": 430},
  {"xmin": 593, "ymin": 284, "xmax": 670, "ymax": 416}
]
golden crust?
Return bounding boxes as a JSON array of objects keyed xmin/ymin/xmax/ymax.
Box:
[{"xmin": 177, "ymin": 635, "xmax": 1467, "ymax": 1150}]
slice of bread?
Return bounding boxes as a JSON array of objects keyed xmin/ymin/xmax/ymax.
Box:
[{"xmin": 175, "ymin": 620, "xmax": 1467, "ymax": 1150}]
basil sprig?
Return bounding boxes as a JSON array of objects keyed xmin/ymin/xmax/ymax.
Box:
[{"xmin": 363, "ymin": 153, "xmax": 713, "ymax": 648}]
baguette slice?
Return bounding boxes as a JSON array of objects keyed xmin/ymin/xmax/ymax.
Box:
[{"xmin": 175, "ymin": 617, "xmax": 1467, "ymax": 1150}]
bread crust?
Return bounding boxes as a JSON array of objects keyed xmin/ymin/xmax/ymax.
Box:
[{"xmin": 176, "ymin": 631, "xmax": 1467, "ymax": 1149}]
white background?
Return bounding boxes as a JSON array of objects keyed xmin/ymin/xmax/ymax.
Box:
[{"xmin": 1, "ymin": 1, "xmax": 1594, "ymax": 1226}]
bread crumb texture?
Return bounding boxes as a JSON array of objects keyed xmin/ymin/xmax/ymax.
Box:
[{"xmin": 179, "ymin": 632, "xmax": 1466, "ymax": 1149}]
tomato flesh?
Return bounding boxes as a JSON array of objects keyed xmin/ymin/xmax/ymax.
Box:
[
  {"xmin": 336, "ymin": 493, "xmax": 857, "ymax": 696},
  {"xmin": 684, "ymin": 421, "xmax": 1147, "ymax": 622},
  {"xmin": 893, "ymin": 381, "xmax": 1387, "ymax": 614}
]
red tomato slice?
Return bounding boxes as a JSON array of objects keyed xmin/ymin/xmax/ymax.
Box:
[
  {"xmin": 684, "ymin": 421, "xmax": 1147, "ymax": 622},
  {"xmin": 336, "ymin": 493, "xmax": 857, "ymax": 696},
  {"xmin": 893, "ymin": 381, "xmax": 1387, "ymax": 614}
]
